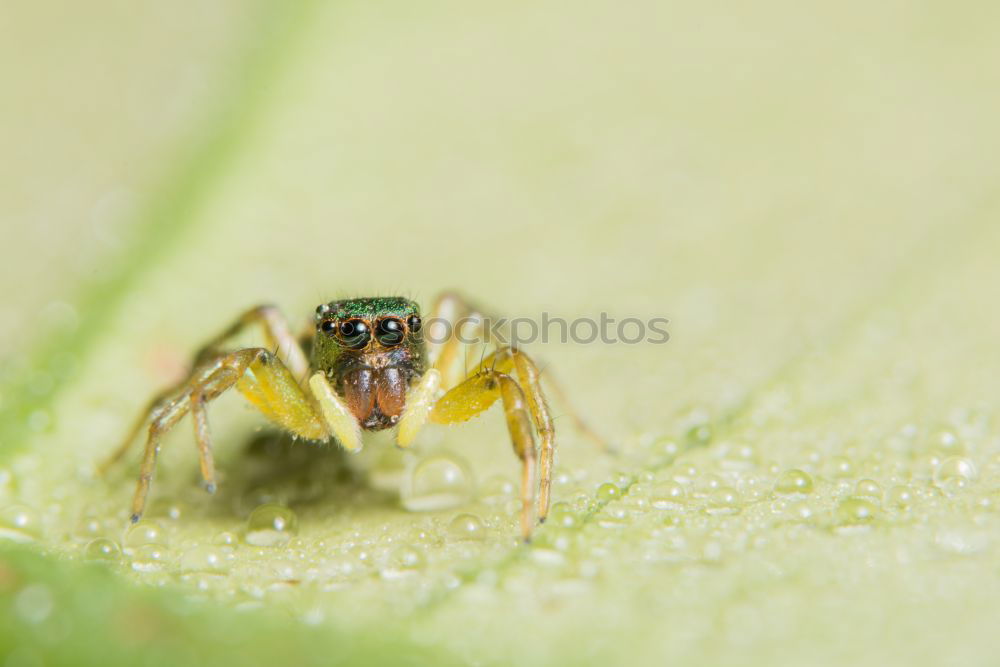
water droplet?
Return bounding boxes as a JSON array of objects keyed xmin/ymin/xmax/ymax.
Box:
[
  {"xmin": 124, "ymin": 520, "xmax": 168, "ymax": 549},
  {"xmin": 548, "ymin": 502, "xmax": 578, "ymax": 527},
  {"xmin": 929, "ymin": 428, "xmax": 965, "ymax": 455},
  {"xmin": 245, "ymin": 504, "xmax": 299, "ymax": 547},
  {"xmin": 402, "ymin": 454, "xmax": 473, "ymax": 511},
  {"xmin": 718, "ymin": 442, "xmax": 756, "ymax": 470},
  {"xmin": 271, "ymin": 559, "xmax": 300, "ymax": 582},
  {"xmin": 934, "ymin": 457, "xmax": 977, "ymax": 486},
  {"xmin": 72, "ymin": 514, "xmax": 104, "ymax": 541},
  {"xmin": 180, "ymin": 545, "xmax": 231, "ymax": 573},
  {"xmin": 0, "ymin": 504, "xmax": 41, "ymax": 542},
  {"xmin": 131, "ymin": 544, "xmax": 172, "ymax": 572},
  {"xmin": 623, "ymin": 484, "xmax": 650, "ymax": 511},
  {"xmin": 382, "ymin": 546, "xmax": 424, "ymax": 578},
  {"xmin": 448, "ymin": 513, "xmax": 486, "ymax": 540},
  {"xmin": 705, "ymin": 487, "xmax": 741, "ymax": 515},
  {"xmin": 651, "ymin": 481, "xmax": 686, "ymax": 509},
  {"xmin": 596, "ymin": 506, "xmax": 629, "ymax": 529},
  {"xmin": 886, "ymin": 485, "xmax": 913, "ymax": 509},
  {"xmin": 829, "ymin": 457, "xmax": 853, "ymax": 478},
  {"xmin": 214, "ymin": 531, "xmax": 238, "ymax": 547},
  {"xmin": 913, "ymin": 454, "xmax": 941, "ymax": 481},
  {"xmin": 740, "ymin": 475, "xmax": 768, "ymax": 502},
  {"xmin": 837, "ymin": 497, "xmax": 878, "ymax": 524},
  {"xmin": 648, "ymin": 437, "xmax": 680, "ymax": 466},
  {"xmin": 686, "ymin": 424, "xmax": 712, "ymax": 446},
  {"xmin": 801, "ymin": 448, "xmax": 822, "ymax": 466},
  {"xmin": 774, "ymin": 469, "xmax": 814, "ymax": 495},
  {"xmin": 611, "ymin": 471, "xmax": 632, "ymax": 489},
  {"xmin": 147, "ymin": 498, "xmax": 183, "ymax": 521},
  {"xmin": 786, "ymin": 500, "xmax": 815, "ymax": 522},
  {"xmin": 696, "ymin": 474, "xmax": 725, "ymax": 496},
  {"xmin": 939, "ymin": 476, "xmax": 971, "ymax": 496},
  {"xmin": 672, "ymin": 464, "xmax": 698, "ymax": 484},
  {"xmin": 978, "ymin": 489, "xmax": 1000, "ymax": 512},
  {"xmin": 84, "ymin": 537, "xmax": 122, "ymax": 563},
  {"xmin": 596, "ymin": 482, "xmax": 621, "ymax": 503},
  {"xmin": 855, "ymin": 479, "xmax": 882, "ymax": 502},
  {"xmin": 479, "ymin": 475, "xmax": 515, "ymax": 504}
]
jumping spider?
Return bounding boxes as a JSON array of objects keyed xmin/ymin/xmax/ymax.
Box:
[{"xmin": 105, "ymin": 293, "xmax": 600, "ymax": 540}]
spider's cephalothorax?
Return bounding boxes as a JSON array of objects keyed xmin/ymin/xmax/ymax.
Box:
[
  {"xmin": 105, "ymin": 292, "xmax": 605, "ymax": 540},
  {"xmin": 313, "ymin": 297, "xmax": 425, "ymax": 430}
]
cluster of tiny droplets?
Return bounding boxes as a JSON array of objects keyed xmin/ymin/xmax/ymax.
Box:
[{"xmin": 1, "ymin": 403, "xmax": 998, "ymax": 659}]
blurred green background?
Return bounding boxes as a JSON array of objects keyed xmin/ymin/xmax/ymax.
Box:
[{"xmin": 2, "ymin": 1, "xmax": 1000, "ymax": 665}]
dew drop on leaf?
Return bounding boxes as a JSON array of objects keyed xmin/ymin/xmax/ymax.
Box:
[
  {"xmin": 245, "ymin": 504, "xmax": 299, "ymax": 547},
  {"xmin": 401, "ymin": 454, "xmax": 473, "ymax": 512}
]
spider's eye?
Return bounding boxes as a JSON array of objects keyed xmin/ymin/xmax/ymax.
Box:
[
  {"xmin": 407, "ymin": 315, "xmax": 422, "ymax": 334},
  {"xmin": 375, "ymin": 317, "xmax": 405, "ymax": 347},
  {"xmin": 337, "ymin": 319, "xmax": 370, "ymax": 349},
  {"xmin": 319, "ymin": 319, "xmax": 337, "ymax": 334}
]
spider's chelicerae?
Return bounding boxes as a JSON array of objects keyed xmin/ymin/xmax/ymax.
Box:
[{"xmin": 105, "ymin": 293, "xmax": 600, "ymax": 540}]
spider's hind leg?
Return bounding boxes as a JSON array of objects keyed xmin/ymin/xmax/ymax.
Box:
[{"xmin": 99, "ymin": 387, "xmax": 177, "ymax": 475}]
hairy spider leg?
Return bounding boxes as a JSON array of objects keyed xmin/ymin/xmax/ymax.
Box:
[
  {"xmin": 469, "ymin": 347, "xmax": 556, "ymax": 522},
  {"xmin": 103, "ymin": 305, "xmax": 313, "ymax": 474},
  {"xmin": 129, "ymin": 348, "xmax": 329, "ymax": 522},
  {"xmin": 420, "ymin": 294, "xmax": 603, "ymax": 525},
  {"xmin": 196, "ymin": 304, "xmax": 311, "ymax": 381},
  {"xmin": 424, "ymin": 291, "xmax": 504, "ymax": 390},
  {"xmin": 473, "ymin": 347, "xmax": 608, "ymax": 451},
  {"xmin": 428, "ymin": 368, "xmax": 538, "ymax": 541}
]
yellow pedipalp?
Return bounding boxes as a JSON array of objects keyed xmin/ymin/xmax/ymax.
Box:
[
  {"xmin": 397, "ymin": 369, "xmax": 441, "ymax": 448},
  {"xmin": 309, "ymin": 372, "xmax": 363, "ymax": 452},
  {"xmin": 236, "ymin": 355, "xmax": 326, "ymax": 440},
  {"xmin": 430, "ymin": 373, "xmax": 502, "ymax": 424}
]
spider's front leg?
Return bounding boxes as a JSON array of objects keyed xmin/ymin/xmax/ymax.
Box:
[
  {"xmin": 195, "ymin": 304, "xmax": 311, "ymax": 380},
  {"xmin": 479, "ymin": 347, "xmax": 557, "ymax": 524},
  {"xmin": 102, "ymin": 304, "xmax": 312, "ymax": 472},
  {"xmin": 398, "ymin": 364, "xmax": 542, "ymax": 541},
  {"xmin": 106, "ymin": 304, "xmax": 360, "ymax": 523},
  {"xmin": 128, "ymin": 347, "xmax": 328, "ymax": 522},
  {"xmin": 441, "ymin": 369, "xmax": 538, "ymax": 540}
]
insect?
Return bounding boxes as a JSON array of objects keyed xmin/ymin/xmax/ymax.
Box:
[{"xmin": 104, "ymin": 293, "xmax": 597, "ymax": 540}]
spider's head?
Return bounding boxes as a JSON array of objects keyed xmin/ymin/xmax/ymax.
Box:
[
  {"xmin": 312, "ymin": 297, "xmax": 426, "ymax": 430},
  {"xmin": 314, "ymin": 297, "xmax": 423, "ymax": 355}
]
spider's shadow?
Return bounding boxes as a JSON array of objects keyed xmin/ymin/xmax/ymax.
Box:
[{"xmin": 199, "ymin": 429, "xmax": 396, "ymax": 520}]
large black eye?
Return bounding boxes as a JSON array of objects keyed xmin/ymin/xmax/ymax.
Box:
[
  {"xmin": 337, "ymin": 319, "xmax": 370, "ymax": 349},
  {"xmin": 319, "ymin": 319, "xmax": 337, "ymax": 334},
  {"xmin": 407, "ymin": 315, "xmax": 422, "ymax": 333},
  {"xmin": 376, "ymin": 317, "xmax": 405, "ymax": 347}
]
